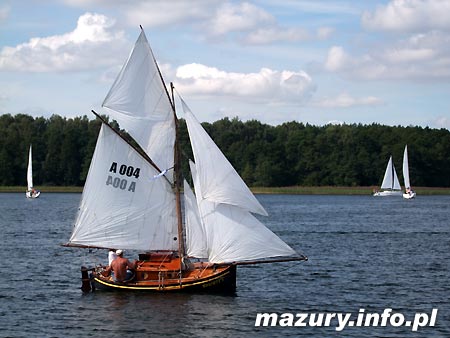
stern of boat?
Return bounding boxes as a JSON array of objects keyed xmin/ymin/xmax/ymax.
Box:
[
  {"xmin": 403, "ymin": 192, "xmax": 416, "ymax": 199},
  {"xmin": 80, "ymin": 266, "xmax": 95, "ymax": 292},
  {"xmin": 26, "ymin": 190, "xmax": 40, "ymax": 198}
]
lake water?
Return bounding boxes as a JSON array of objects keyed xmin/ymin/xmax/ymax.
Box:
[{"xmin": 0, "ymin": 193, "xmax": 448, "ymax": 337}]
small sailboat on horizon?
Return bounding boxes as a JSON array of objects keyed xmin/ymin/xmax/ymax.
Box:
[
  {"xmin": 26, "ymin": 145, "xmax": 40, "ymax": 199},
  {"xmin": 402, "ymin": 145, "xmax": 416, "ymax": 199},
  {"xmin": 373, "ymin": 155, "xmax": 402, "ymax": 197},
  {"xmin": 65, "ymin": 28, "xmax": 307, "ymax": 293}
]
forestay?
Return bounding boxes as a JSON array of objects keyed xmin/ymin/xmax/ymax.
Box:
[
  {"xmin": 182, "ymin": 99, "xmax": 268, "ymax": 217},
  {"xmin": 68, "ymin": 124, "xmax": 177, "ymax": 251},
  {"xmin": 189, "ymin": 161, "xmax": 296, "ymax": 264},
  {"xmin": 102, "ymin": 30, "xmax": 175, "ymax": 182}
]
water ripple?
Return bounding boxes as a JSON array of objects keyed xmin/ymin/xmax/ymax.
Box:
[{"xmin": 0, "ymin": 193, "xmax": 449, "ymax": 337}]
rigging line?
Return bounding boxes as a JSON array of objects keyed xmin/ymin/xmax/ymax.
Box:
[
  {"xmin": 198, "ymin": 264, "xmax": 210, "ymax": 278},
  {"xmin": 91, "ymin": 110, "xmax": 172, "ymax": 186},
  {"xmin": 158, "ymin": 252, "xmax": 172, "ymax": 271}
]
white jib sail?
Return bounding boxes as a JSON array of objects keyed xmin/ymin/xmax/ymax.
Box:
[
  {"xmin": 27, "ymin": 145, "xmax": 33, "ymax": 190},
  {"xmin": 184, "ymin": 180, "xmax": 208, "ymax": 259},
  {"xmin": 182, "ymin": 99, "xmax": 268, "ymax": 216},
  {"xmin": 190, "ymin": 161, "xmax": 296, "ymax": 264},
  {"xmin": 403, "ymin": 145, "xmax": 410, "ymax": 189},
  {"xmin": 69, "ymin": 124, "xmax": 178, "ymax": 251},
  {"xmin": 102, "ymin": 29, "xmax": 175, "ymax": 182},
  {"xmin": 380, "ymin": 156, "xmax": 393, "ymax": 189},
  {"xmin": 392, "ymin": 163, "xmax": 401, "ymax": 190},
  {"xmin": 380, "ymin": 156, "xmax": 401, "ymax": 190}
]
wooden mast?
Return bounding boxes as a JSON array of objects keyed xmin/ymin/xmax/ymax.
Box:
[{"xmin": 171, "ymin": 82, "xmax": 185, "ymax": 260}]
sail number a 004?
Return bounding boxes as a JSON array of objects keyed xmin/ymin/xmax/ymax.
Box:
[{"xmin": 106, "ymin": 162, "xmax": 140, "ymax": 192}]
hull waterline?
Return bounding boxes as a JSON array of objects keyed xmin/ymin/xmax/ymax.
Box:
[{"xmin": 373, "ymin": 190, "xmax": 402, "ymax": 197}]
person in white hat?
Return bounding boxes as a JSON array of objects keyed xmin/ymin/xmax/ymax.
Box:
[{"xmin": 104, "ymin": 249, "xmax": 137, "ymax": 282}]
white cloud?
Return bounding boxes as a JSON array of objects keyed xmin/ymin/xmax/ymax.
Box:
[
  {"xmin": 324, "ymin": 29, "xmax": 450, "ymax": 80},
  {"xmin": 314, "ymin": 93, "xmax": 384, "ymax": 108},
  {"xmin": 125, "ymin": 1, "xmax": 217, "ymax": 28},
  {"xmin": 61, "ymin": 0, "xmax": 219, "ymax": 28},
  {"xmin": 203, "ymin": 2, "xmax": 314, "ymax": 45},
  {"xmin": 243, "ymin": 26, "xmax": 309, "ymax": 44},
  {"xmin": 175, "ymin": 63, "xmax": 315, "ymax": 103},
  {"xmin": 324, "ymin": 46, "xmax": 393, "ymax": 79},
  {"xmin": 265, "ymin": 0, "xmax": 361, "ymax": 16},
  {"xmin": 382, "ymin": 47, "xmax": 435, "ymax": 63},
  {"xmin": 362, "ymin": 0, "xmax": 450, "ymax": 32},
  {"xmin": 324, "ymin": 46, "xmax": 387, "ymax": 79},
  {"xmin": 324, "ymin": 46, "xmax": 349, "ymax": 72},
  {"xmin": 328, "ymin": 1, "xmax": 450, "ymax": 81},
  {"xmin": 206, "ymin": 2, "xmax": 275, "ymax": 36},
  {"xmin": 0, "ymin": 13, "xmax": 127, "ymax": 72},
  {"xmin": 430, "ymin": 116, "xmax": 450, "ymax": 129},
  {"xmin": 317, "ymin": 26, "xmax": 334, "ymax": 40},
  {"xmin": 0, "ymin": 5, "xmax": 9, "ymax": 22},
  {"xmin": 62, "ymin": 1, "xmax": 320, "ymax": 45}
]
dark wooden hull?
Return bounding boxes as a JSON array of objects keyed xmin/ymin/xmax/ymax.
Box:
[
  {"xmin": 82, "ymin": 253, "xmax": 236, "ymax": 294},
  {"xmin": 90, "ymin": 265, "xmax": 236, "ymax": 293}
]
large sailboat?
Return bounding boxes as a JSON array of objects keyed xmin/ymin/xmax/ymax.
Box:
[
  {"xmin": 65, "ymin": 28, "xmax": 306, "ymax": 293},
  {"xmin": 373, "ymin": 155, "xmax": 402, "ymax": 197},
  {"xmin": 25, "ymin": 145, "xmax": 40, "ymax": 199},
  {"xmin": 402, "ymin": 145, "xmax": 416, "ymax": 199}
]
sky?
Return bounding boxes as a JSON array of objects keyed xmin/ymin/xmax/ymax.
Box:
[{"xmin": 0, "ymin": 0, "xmax": 449, "ymax": 128}]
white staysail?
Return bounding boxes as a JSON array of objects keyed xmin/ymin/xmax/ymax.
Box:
[
  {"xmin": 184, "ymin": 180, "xmax": 208, "ymax": 259},
  {"xmin": 380, "ymin": 156, "xmax": 401, "ymax": 190},
  {"xmin": 403, "ymin": 145, "xmax": 410, "ymax": 189},
  {"xmin": 189, "ymin": 161, "xmax": 296, "ymax": 264},
  {"xmin": 102, "ymin": 30, "xmax": 175, "ymax": 181},
  {"xmin": 27, "ymin": 145, "xmax": 33, "ymax": 190},
  {"xmin": 68, "ymin": 124, "xmax": 177, "ymax": 251},
  {"xmin": 182, "ymin": 99, "xmax": 268, "ymax": 216}
]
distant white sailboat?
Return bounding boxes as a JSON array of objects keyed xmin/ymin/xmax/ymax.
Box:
[
  {"xmin": 373, "ymin": 155, "xmax": 402, "ymax": 196},
  {"xmin": 402, "ymin": 145, "xmax": 416, "ymax": 199},
  {"xmin": 26, "ymin": 145, "xmax": 40, "ymax": 198}
]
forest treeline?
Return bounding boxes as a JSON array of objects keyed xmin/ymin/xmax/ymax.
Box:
[{"xmin": 1, "ymin": 113, "xmax": 450, "ymax": 187}]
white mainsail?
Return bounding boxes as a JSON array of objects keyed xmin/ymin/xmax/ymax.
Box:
[
  {"xmin": 182, "ymin": 99, "xmax": 268, "ymax": 217},
  {"xmin": 403, "ymin": 145, "xmax": 411, "ymax": 189},
  {"xmin": 380, "ymin": 156, "xmax": 401, "ymax": 190},
  {"xmin": 102, "ymin": 30, "xmax": 175, "ymax": 181},
  {"xmin": 69, "ymin": 27, "xmax": 302, "ymax": 266},
  {"xmin": 189, "ymin": 161, "xmax": 296, "ymax": 264},
  {"xmin": 68, "ymin": 124, "xmax": 177, "ymax": 251},
  {"xmin": 27, "ymin": 145, "xmax": 33, "ymax": 190},
  {"xmin": 184, "ymin": 180, "xmax": 208, "ymax": 258}
]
